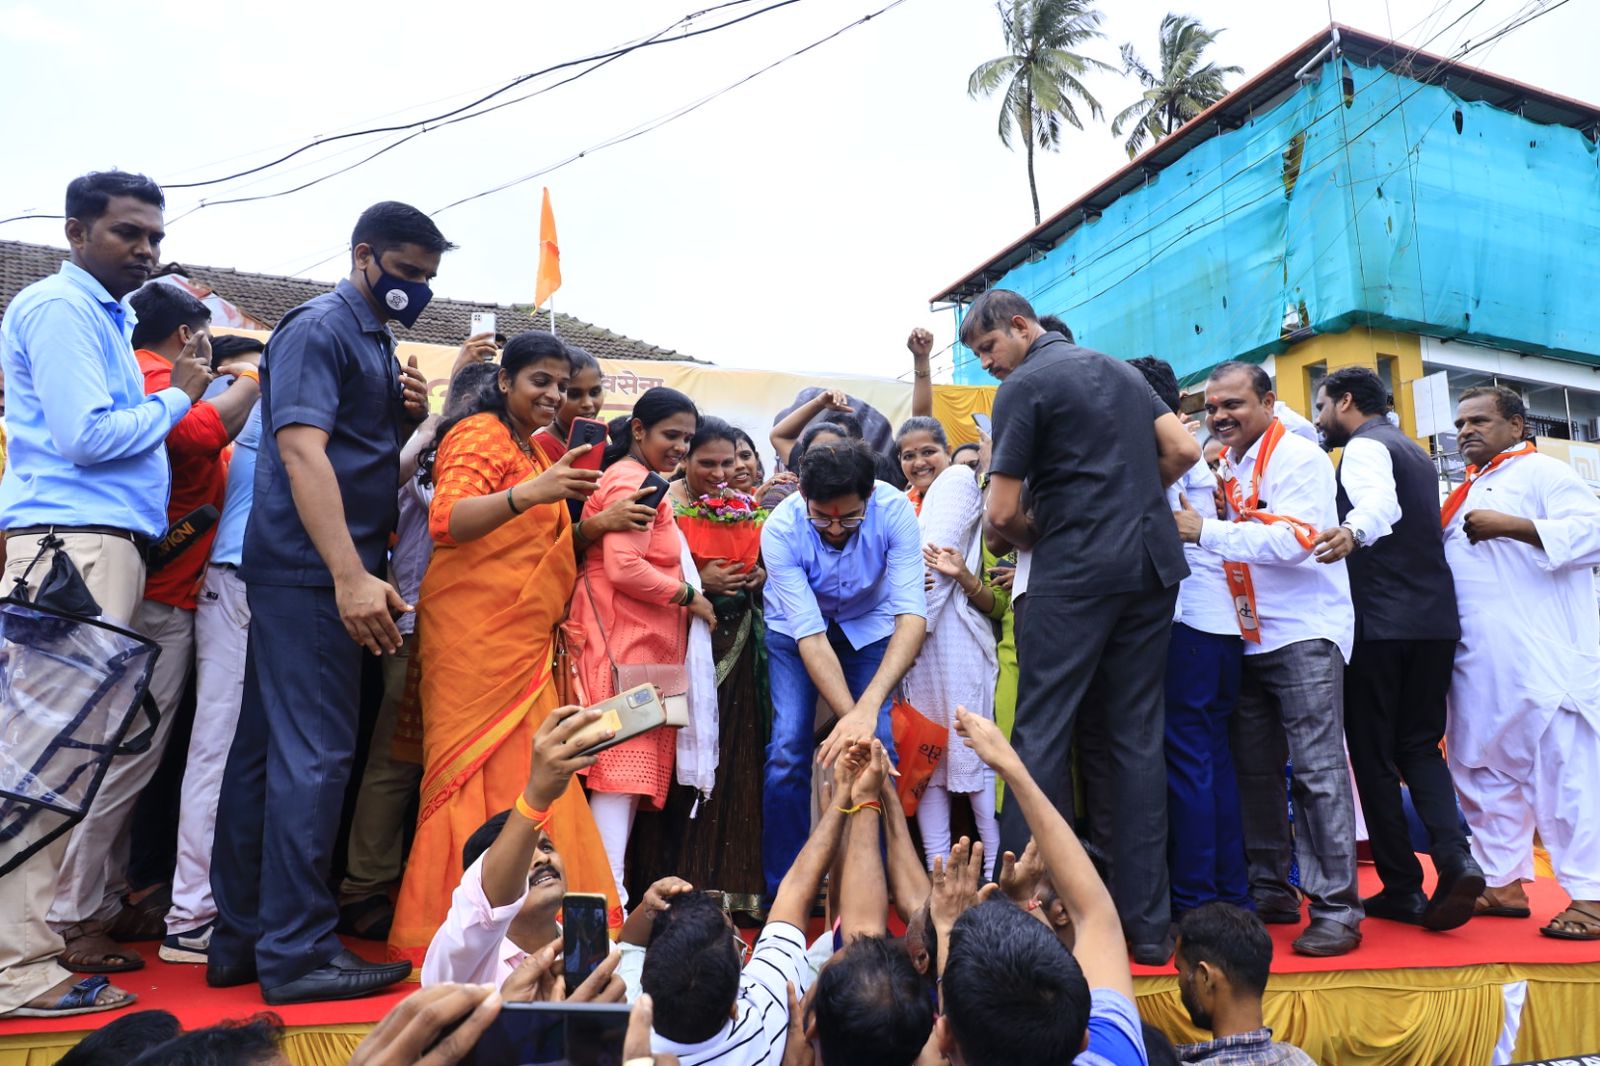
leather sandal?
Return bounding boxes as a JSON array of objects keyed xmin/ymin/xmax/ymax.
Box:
[
  {"xmin": 58, "ymin": 921, "xmax": 145, "ymax": 973},
  {"xmin": 3, "ymin": 975, "xmax": 137, "ymax": 1018},
  {"xmin": 1539, "ymin": 902, "xmax": 1600, "ymax": 941}
]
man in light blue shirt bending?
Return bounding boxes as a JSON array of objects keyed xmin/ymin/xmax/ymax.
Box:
[{"xmin": 759, "ymin": 439, "xmax": 926, "ymax": 898}]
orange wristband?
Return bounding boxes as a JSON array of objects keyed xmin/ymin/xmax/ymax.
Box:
[
  {"xmin": 837, "ymin": 800, "xmax": 883, "ymax": 816},
  {"xmin": 514, "ymin": 794, "xmax": 551, "ymax": 826},
  {"xmin": 234, "ymin": 367, "xmax": 260, "ymax": 385}
]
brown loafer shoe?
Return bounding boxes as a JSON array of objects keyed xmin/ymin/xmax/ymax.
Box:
[{"xmin": 1292, "ymin": 918, "xmax": 1362, "ymax": 957}]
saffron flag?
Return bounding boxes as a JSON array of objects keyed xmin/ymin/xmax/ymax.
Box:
[{"xmin": 535, "ymin": 187, "xmax": 561, "ymax": 309}]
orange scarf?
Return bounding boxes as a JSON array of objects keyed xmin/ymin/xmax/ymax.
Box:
[
  {"xmin": 1439, "ymin": 441, "xmax": 1536, "ymax": 529},
  {"xmin": 1220, "ymin": 418, "xmax": 1319, "ymax": 550},
  {"xmin": 1217, "ymin": 419, "xmax": 1318, "ymax": 644}
]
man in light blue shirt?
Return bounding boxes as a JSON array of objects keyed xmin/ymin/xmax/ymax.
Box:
[
  {"xmin": 0, "ymin": 170, "xmax": 209, "ymax": 1020},
  {"xmin": 760, "ymin": 439, "xmax": 926, "ymax": 897}
]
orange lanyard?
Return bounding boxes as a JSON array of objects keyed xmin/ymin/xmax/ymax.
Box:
[
  {"xmin": 1439, "ymin": 442, "xmax": 1536, "ymax": 529},
  {"xmin": 1220, "ymin": 419, "xmax": 1319, "ymax": 550}
]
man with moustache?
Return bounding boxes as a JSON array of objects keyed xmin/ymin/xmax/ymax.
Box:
[
  {"xmin": 1174, "ymin": 361, "xmax": 1361, "ymax": 957},
  {"xmin": 0, "ymin": 170, "xmax": 212, "ymax": 1018},
  {"xmin": 968, "ymin": 289, "xmax": 1198, "ymax": 964},
  {"xmin": 1311, "ymin": 366, "xmax": 1483, "ymax": 931},
  {"xmin": 1441, "ymin": 386, "xmax": 1600, "ymax": 941}
]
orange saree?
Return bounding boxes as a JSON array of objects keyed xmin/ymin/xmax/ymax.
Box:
[{"xmin": 388, "ymin": 414, "xmax": 621, "ymax": 969}]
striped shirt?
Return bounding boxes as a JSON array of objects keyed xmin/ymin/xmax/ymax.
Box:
[{"xmin": 652, "ymin": 922, "xmax": 810, "ymax": 1066}]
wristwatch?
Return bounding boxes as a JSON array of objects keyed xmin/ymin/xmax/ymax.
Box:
[{"xmin": 1342, "ymin": 523, "xmax": 1367, "ymax": 548}]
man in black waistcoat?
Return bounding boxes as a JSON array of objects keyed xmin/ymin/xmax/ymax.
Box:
[{"xmin": 1312, "ymin": 366, "xmax": 1484, "ymax": 931}]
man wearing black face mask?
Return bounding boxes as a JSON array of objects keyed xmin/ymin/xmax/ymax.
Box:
[{"xmin": 208, "ymin": 202, "xmax": 454, "ymax": 1005}]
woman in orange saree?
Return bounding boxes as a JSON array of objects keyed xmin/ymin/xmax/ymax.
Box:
[{"xmin": 388, "ymin": 333, "xmax": 647, "ymax": 968}]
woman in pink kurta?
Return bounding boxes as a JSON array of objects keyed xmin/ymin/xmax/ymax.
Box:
[{"xmin": 568, "ymin": 387, "xmax": 714, "ymax": 903}]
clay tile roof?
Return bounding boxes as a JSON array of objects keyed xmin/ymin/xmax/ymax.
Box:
[{"xmin": 0, "ymin": 239, "xmax": 699, "ymax": 363}]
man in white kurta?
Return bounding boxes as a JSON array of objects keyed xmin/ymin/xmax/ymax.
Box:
[{"xmin": 1444, "ymin": 386, "xmax": 1600, "ymax": 939}]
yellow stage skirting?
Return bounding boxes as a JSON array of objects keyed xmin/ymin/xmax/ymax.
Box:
[
  {"xmin": 1136, "ymin": 961, "xmax": 1600, "ymax": 1065},
  {"xmin": 4, "ymin": 963, "xmax": 1596, "ymax": 1065}
]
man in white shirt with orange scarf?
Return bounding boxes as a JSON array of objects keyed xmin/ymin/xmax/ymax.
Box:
[
  {"xmin": 1442, "ymin": 385, "xmax": 1600, "ymax": 941},
  {"xmin": 1175, "ymin": 361, "xmax": 1361, "ymax": 958}
]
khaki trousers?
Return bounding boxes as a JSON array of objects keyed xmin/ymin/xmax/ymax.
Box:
[{"xmin": 0, "ymin": 532, "xmax": 144, "ymax": 1011}]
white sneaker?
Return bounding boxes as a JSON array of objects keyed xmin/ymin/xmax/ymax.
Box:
[{"xmin": 159, "ymin": 922, "xmax": 213, "ymax": 964}]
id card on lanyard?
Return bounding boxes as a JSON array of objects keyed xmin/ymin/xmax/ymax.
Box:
[{"xmin": 1217, "ymin": 419, "xmax": 1318, "ymax": 645}]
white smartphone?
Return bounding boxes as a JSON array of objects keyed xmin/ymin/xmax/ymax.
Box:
[{"xmin": 470, "ymin": 311, "xmax": 496, "ymax": 338}]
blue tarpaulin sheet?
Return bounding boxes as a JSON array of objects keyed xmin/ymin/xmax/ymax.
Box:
[{"xmin": 953, "ymin": 60, "xmax": 1600, "ymax": 384}]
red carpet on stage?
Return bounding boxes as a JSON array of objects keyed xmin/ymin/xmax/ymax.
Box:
[
  {"xmin": 1131, "ymin": 859, "xmax": 1600, "ymax": 977},
  {"xmin": 0, "ymin": 938, "xmax": 409, "ymax": 1040}
]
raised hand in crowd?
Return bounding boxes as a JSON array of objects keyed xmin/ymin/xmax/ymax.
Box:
[
  {"xmin": 401, "ymin": 354, "xmax": 430, "ymax": 423},
  {"xmin": 452, "ymin": 329, "xmax": 499, "ymax": 375},
  {"xmin": 955, "ymin": 706, "xmax": 1134, "ymax": 1001},
  {"xmin": 929, "ymin": 836, "xmax": 986, "ymax": 977},
  {"xmin": 169, "ymin": 328, "xmax": 214, "ymax": 401},
  {"xmin": 479, "ymin": 704, "xmax": 610, "ymax": 910},
  {"xmin": 625, "ymin": 994, "xmax": 682, "ymax": 1066},
  {"xmin": 839, "ymin": 739, "xmax": 892, "ymax": 941},
  {"xmin": 781, "ymin": 982, "xmax": 814, "ymax": 1066},
  {"xmin": 620, "ymin": 875, "xmax": 695, "ymax": 946},
  {"xmin": 499, "ymin": 938, "xmax": 625, "ymax": 1003},
  {"xmin": 769, "ymin": 388, "xmax": 855, "ymax": 462},
  {"xmin": 347, "ymin": 983, "xmax": 503, "ymax": 1066},
  {"xmin": 908, "ymin": 327, "xmax": 935, "ymax": 419},
  {"xmin": 994, "ymin": 837, "xmax": 1045, "ymax": 908}
]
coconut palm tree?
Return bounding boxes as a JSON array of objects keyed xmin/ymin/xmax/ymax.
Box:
[
  {"xmin": 969, "ymin": 0, "xmax": 1114, "ymax": 225},
  {"xmin": 1112, "ymin": 14, "xmax": 1243, "ymax": 158}
]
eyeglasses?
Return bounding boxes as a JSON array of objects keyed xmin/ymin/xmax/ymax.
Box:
[{"xmin": 807, "ymin": 514, "xmax": 865, "ymax": 530}]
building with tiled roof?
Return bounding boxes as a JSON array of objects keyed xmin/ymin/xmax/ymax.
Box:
[{"xmin": 0, "ymin": 239, "xmax": 697, "ymax": 363}]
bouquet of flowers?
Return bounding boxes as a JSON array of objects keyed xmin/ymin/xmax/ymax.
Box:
[{"xmin": 675, "ymin": 486, "xmax": 767, "ymax": 572}]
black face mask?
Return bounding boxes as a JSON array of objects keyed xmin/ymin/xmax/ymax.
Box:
[{"xmin": 363, "ymin": 257, "xmax": 433, "ymax": 327}]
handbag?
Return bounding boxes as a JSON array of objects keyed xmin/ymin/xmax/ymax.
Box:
[{"xmin": 582, "ymin": 571, "xmax": 689, "ymax": 728}]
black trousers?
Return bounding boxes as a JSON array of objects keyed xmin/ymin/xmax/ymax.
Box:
[
  {"xmin": 1001, "ymin": 575, "xmax": 1177, "ymax": 943},
  {"xmin": 211, "ymin": 584, "xmax": 364, "ymax": 989},
  {"xmin": 1343, "ymin": 637, "xmax": 1467, "ymax": 896}
]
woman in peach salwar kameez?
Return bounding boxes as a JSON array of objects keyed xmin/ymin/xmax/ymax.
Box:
[
  {"xmin": 569, "ymin": 387, "xmax": 716, "ymax": 905},
  {"xmin": 389, "ymin": 333, "xmax": 640, "ymax": 967}
]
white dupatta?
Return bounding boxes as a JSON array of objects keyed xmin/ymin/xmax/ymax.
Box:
[{"xmin": 675, "ymin": 527, "xmax": 720, "ymax": 810}]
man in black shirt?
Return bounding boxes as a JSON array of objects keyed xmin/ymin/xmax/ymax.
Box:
[{"xmin": 971, "ymin": 289, "xmax": 1199, "ymax": 962}]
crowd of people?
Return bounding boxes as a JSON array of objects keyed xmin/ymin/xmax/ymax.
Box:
[{"xmin": 1, "ymin": 168, "xmax": 1598, "ymax": 1066}]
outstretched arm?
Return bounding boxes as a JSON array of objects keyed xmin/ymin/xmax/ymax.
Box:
[{"xmin": 769, "ymin": 743, "xmax": 869, "ymax": 930}]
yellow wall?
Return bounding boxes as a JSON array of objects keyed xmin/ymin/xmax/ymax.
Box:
[{"xmin": 1272, "ymin": 328, "xmax": 1425, "ymax": 443}]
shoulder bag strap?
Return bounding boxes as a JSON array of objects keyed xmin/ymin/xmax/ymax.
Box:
[{"xmin": 581, "ymin": 568, "xmax": 620, "ymax": 676}]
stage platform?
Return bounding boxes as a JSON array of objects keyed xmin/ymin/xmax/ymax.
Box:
[{"xmin": 2, "ymin": 861, "xmax": 1597, "ymax": 1066}]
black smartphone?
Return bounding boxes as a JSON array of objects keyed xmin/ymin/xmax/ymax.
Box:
[
  {"xmin": 638, "ymin": 471, "xmax": 671, "ymax": 511},
  {"xmin": 459, "ymin": 1001, "xmax": 630, "ymax": 1066},
  {"xmin": 563, "ymin": 892, "xmax": 611, "ymax": 995}
]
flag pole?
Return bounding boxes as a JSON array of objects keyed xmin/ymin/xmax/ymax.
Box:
[{"xmin": 549, "ymin": 293, "xmax": 556, "ymax": 338}]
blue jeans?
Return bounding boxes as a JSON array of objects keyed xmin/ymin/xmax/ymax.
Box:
[
  {"xmin": 763, "ymin": 627, "xmax": 897, "ymax": 898},
  {"xmin": 1164, "ymin": 623, "xmax": 1249, "ymax": 916}
]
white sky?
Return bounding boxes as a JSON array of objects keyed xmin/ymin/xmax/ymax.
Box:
[{"xmin": 1, "ymin": 0, "xmax": 1593, "ymax": 382}]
